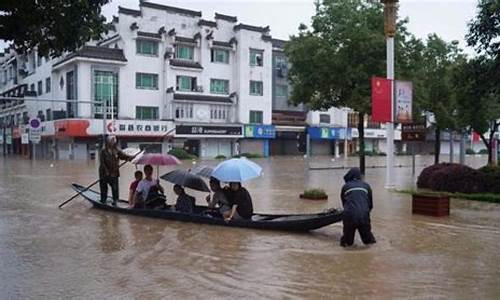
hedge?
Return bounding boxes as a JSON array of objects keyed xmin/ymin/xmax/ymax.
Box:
[
  {"xmin": 168, "ymin": 147, "xmax": 197, "ymax": 160},
  {"xmin": 417, "ymin": 163, "xmax": 500, "ymax": 194}
]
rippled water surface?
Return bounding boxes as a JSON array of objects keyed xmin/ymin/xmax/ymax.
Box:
[{"xmin": 1, "ymin": 155, "xmax": 499, "ymax": 299}]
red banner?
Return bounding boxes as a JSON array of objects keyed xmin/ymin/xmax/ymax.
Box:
[{"xmin": 371, "ymin": 77, "xmax": 392, "ymax": 122}]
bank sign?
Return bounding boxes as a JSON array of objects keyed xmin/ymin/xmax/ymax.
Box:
[
  {"xmin": 308, "ymin": 127, "xmax": 352, "ymax": 140},
  {"xmin": 244, "ymin": 125, "xmax": 276, "ymax": 139}
]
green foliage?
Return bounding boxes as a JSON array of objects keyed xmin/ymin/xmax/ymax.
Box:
[
  {"xmin": 466, "ymin": 148, "xmax": 476, "ymax": 155},
  {"xmin": 478, "ymin": 149, "xmax": 489, "ymax": 154},
  {"xmin": 467, "ymin": 0, "xmax": 500, "ymax": 58},
  {"xmin": 285, "ymin": 0, "xmax": 386, "ymax": 113},
  {"xmin": 168, "ymin": 148, "xmax": 197, "ymax": 160},
  {"xmin": 233, "ymin": 153, "xmax": 262, "ymax": 159},
  {"xmin": 0, "ymin": 0, "xmax": 110, "ymax": 57},
  {"xmin": 303, "ymin": 188, "xmax": 328, "ymax": 198},
  {"xmin": 215, "ymin": 155, "xmax": 226, "ymax": 160}
]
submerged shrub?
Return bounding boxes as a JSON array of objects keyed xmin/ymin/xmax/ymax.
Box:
[{"xmin": 417, "ymin": 163, "xmax": 485, "ymax": 194}]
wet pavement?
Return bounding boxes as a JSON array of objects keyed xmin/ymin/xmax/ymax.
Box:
[{"xmin": 0, "ymin": 155, "xmax": 499, "ymax": 299}]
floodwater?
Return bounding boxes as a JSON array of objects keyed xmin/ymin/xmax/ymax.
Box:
[{"xmin": 1, "ymin": 154, "xmax": 499, "ymax": 299}]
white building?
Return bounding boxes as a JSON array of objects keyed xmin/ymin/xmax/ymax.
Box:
[{"xmin": 0, "ymin": 1, "xmax": 275, "ymax": 159}]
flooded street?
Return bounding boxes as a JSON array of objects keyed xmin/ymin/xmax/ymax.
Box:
[{"xmin": 1, "ymin": 155, "xmax": 499, "ymax": 299}]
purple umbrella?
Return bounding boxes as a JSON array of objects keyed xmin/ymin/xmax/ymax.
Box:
[{"xmin": 133, "ymin": 153, "xmax": 181, "ymax": 178}]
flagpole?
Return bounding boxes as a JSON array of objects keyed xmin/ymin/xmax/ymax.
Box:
[{"xmin": 382, "ymin": 0, "xmax": 398, "ymax": 189}]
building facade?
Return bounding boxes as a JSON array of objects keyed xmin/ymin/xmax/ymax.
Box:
[{"xmin": 0, "ymin": 1, "xmax": 276, "ymax": 159}]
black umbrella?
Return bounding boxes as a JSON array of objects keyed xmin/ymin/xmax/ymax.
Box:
[
  {"xmin": 160, "ymin": 169, "xmax": 210, "ymax": 192},
  {"xmin": 190, "ymin": 165, "xmax": 214, "ymax": 178}
]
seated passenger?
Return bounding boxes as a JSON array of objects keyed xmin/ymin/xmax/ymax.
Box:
[
  {"xmin": 174, "ymin": 184, "xmax": 195, "ymax": 213},
  {"xmin": 128, "ymin": 170, "xmax": 143, "ymax": 208},
  {"xmin": 134, "ymin": 164, "xmax": 164, "ymax": 209},
  {"xmin": 224, "ymin": 182, "xmax": 253, "ymax": 221},
  {"xmin": 206, "ymin": 177, "xmax": 231, "ymax": 216}
]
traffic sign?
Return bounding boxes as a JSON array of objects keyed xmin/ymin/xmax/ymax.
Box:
[
  {"xmin": 402, "ymin": 122, "xmax": 426, "ymax": 142},
  {"xmin": 29, "ymin": 118, "xmax": 41, "ymax": 130},
  {"xmin": 30, "ymin": 129, "xmax": 41, "ymax": 144},
  {"xmin": 21, "ymin": 133, "xmax": 29, "ymax": 144}
]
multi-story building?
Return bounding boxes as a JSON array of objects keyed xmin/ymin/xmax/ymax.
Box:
[
  {"xmin": 0, "ymin": 1, "xmax": 276, "ymax": 159},
  {"xmin": 270, "ymin": 39, "xmax": 352, "ymax": 157}
]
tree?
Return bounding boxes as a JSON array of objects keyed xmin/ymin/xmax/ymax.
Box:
[
  {"xmin": 467, "ymin": 0, "xmax": 500, "ymax": 59},
  {"xmin": 0, "ymin": 0, "xmax": 110, "ymax": 57},
  {"xmin": 285, "ymin": 0, "xmax": 423, "ymax": 174},
  {"xmin": 418, "ymin": 34, "xmax": 462, "ymax": 164},
  {"xmin": 453, "ymin": 56, "xmax": 500, "ymax": 165},
  {"xmin": 285, "ymin": 0, "xmax": 386, "ymax": 174}
]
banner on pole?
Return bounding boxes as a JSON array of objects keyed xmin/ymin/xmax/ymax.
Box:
[
  {"xmin": 394, "ymin": 80, "xmax": 413, "ymax": 123},
  {"xmin": 371, "ymin": 77, "xmax": 392, "ymax": 122}
]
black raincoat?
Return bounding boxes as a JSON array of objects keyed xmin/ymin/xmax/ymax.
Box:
[{"xmin": 340, "ymin": 168, "xmax": 376, "ymax": 246}]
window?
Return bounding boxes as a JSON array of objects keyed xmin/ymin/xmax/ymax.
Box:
[
  {"xmin": 136, "ymin": 106, "xmax": 159, "ymax": 120},
  {"xmin": 276, "ymin": 84, "xmax": 287, "ymax": 97},
  {"xmin": 211, "ymin": 48, "xmax": 229, "ymax": 64},
  {"xmin": 176, "ymin": 76, "xmax": 197, "ymax": 92},
  {"xmin": 249, "ymin": 81, "xmax": 263, "ymax": 96},
  {"xmin": 210, "ymin": 105, "xmax": 228, "ymax": 120},
  {"xmin": 210, "ymin": 79, "xmax": 229, "ymax": 94},
  {"xmin": 175, "ymin": 103, "xmax": 194, "ymax": 119},
  {"xmin": 136, "ymin": 39, "xmax": 159, "ymax": 56},
  {"xmin": 136, "ymin": 73, "xmax": 158, "ymax": 89},
  {"xmin": 30, "ymin": 83, "xmax": 35, "ymax": 92},
  {"xmin": 274, "ymin": 56, "xmax": 286, "ymax": 68},
  {"xmin": 37, "ymin": 81, "xmax": 43, "ymax": 96},
  {"xmin": 37, "ymin": 54, "xmax": 43, "ymax": 67},
  {"xmin": 175, "ymin": 45, "xmax": 194, "ymax": 60},
  {"xmin": 45, "ymin": 77, "xmax": 51, "ymax": 93},
  {"xmin": 249, "ymin": 110, "xmax": 263, "ymax": 124},
  {"xmin": 319, "ymin": 114, "xmax": 331, "ymax": 124},
  {"xmin": 93, "ymin": 70, "xmax": 118, "ymax": 119},
  {"xmin": 250, "ymin": 49, "xmax": 263, "ymax": 66}
]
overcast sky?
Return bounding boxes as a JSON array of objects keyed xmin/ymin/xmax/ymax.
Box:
[{"xmin": 1, "ymin": 0, "xmax": 479, "ymax": 54}]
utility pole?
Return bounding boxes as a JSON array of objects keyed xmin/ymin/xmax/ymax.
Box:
[{"xmin": 382, "ymin": 0, "xmax": 398, "ymax": 188}]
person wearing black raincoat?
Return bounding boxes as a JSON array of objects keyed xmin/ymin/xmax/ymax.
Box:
[{"xmin": 340, "ymin": 167, "xmax": 376, "ymax": 247}]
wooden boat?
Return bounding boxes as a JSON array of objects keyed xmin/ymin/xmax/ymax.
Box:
[{"xmin": 72, "ymin": 183, "xmax": 343, "ymax": 231}]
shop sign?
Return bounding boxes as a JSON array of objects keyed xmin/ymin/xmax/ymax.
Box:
[
  {"xmin": 244, "ymin": 125, "xmax": 276, "ymax": 139},
  {"xmin": 176, "ymin": 125, "xmax": 243, "ymax": 137},
  {"xmin": 308, "ymin": 127, "xmax": 352, "ymax": 140}
]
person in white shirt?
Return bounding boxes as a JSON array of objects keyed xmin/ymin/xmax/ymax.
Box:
[{"xmin": 134, "ymin": 164, "xmax": 163, "ymax": 208}]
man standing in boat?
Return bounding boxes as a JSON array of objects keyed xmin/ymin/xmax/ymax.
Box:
[
  {"xmin": 340, "ymin": 167, "xmax": 376, "ymax": 247},
  {"xmin": 98, "ymin": 135, "xmax": 133, "ymax": 206}
]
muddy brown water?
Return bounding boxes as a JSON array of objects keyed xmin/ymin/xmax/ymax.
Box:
[{"xmin": 1, "ymin": 155, "xmax": 499, "ymax": 299}]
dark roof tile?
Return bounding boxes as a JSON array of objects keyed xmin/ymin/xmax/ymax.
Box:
[
  {"xmin": 170, "ymin": 59, "xmax": 203, "ymax": 69},
  {"xmin": 53, "ymin": 46, "xmax": 127, "ymax": 67},
  {"xmin": 118, "ymin": 6, "xmax": 141, "ymax": 17},
  {"xmin": 175, "ymin": 36, "xmax": 196, "ymax": 44},
  {"xmin": 140, "ymin": 1, "xmax": 202, "ymax": 17},
  {"xmin": 215, "ymin": 13, "xmax": 237, "ymax": 23},
  {"xmin": 174, "ymin": 93, "xmax": 232, "ymax": 103},
  {"xmin": 137, "ymin": 31, "xmax": 162, "ymax": 39},
  {"xmin": 198, "ymin": 19, "xmax": 217, "ymax": 27},
  {"xmin": 234, "ymin": 24, "xmax": 270, "ymax": 33}
]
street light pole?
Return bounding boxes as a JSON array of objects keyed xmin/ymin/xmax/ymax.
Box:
[{"xmin": 382, "ymin": 0, "xmax": 398, "ymax": 189}]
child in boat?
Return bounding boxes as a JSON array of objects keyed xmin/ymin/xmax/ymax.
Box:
[
  {"xmin": 206, "ymin": 177, "xmax": 231, "ymax": 216},
  {"xmin": 128, "ymin": 170, "xmax": 143, "ymax": 208},
  {"xmin": 173, "ymin": 184, "xmax": 195, "ymax": 213}
]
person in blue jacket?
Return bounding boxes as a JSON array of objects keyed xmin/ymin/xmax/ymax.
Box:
[{"xmin": 340, "ymin": 168, "xmax": 376, "ymax": 247}]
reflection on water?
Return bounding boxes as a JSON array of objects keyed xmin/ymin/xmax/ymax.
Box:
[{"xmin": 0, "ymin": 155, "xmax": 499, "ymax": 298}]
